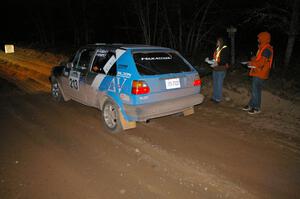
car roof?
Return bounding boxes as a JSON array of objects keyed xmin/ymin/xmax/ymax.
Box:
[{"xmin": 85, "ymin": 43, "xmax": 173, "ymax": 51}]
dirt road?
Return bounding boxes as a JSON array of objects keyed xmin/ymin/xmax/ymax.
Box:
[
  {"xmin": 0, "ymin": 49, "xmax": 300, "ymax": 198},
  {"xmin": 0, "ymin": 77, "xmax": 299, "ymax": 199}
]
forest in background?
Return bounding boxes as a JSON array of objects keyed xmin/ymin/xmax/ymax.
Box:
[{"xmin": 1, "ymin": 0, "xmax": 299, "ymax": 80}]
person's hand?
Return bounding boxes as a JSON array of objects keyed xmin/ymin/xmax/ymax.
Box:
[
  {"xmin": 211, "ymin": 60, "xmax": 218, "ymax": 67},
  {"xmin": 92, "ymin": 66, "xmax": 99, "ymax": 72}
]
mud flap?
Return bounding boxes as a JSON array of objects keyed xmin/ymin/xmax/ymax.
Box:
[
  {"xmin": 119, "ymin": 109, "xmax": 136, "ymax": 130},
  {"xmin": 183, "ymin": 107, "xmax": 194, "ymax": 116},
  {"xmin": 51, "ymin": 76, "xmax": 70, "ymax": 101},
  {"xmin": 57, "ymin": 81, "xmax": 70, "ymax": 101}
]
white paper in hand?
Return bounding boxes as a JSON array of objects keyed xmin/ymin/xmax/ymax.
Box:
[
  {"xmin": 211, "ymin": 61, "xmax": 218, "ymax": 67},
  {"xmin": 248, "ymin": 65, "xmax": 256, "ymax": 69},
  {"xmin": 205, "ymin": 57, "xmax": 216, "ymax": 65}
]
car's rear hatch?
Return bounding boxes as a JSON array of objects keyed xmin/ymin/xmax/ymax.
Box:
[{"xmin": 131, "ymin": 51, "xmax": 201, "ymax": 105}]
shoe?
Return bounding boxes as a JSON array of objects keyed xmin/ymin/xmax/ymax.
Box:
[
  {"xmin": 210, "ymin": 98, "xmax": 220, "ymax": 104},
  {"xmin": 242, "ymin": 105, "xmax": 251, "ymax": 111},
  {"xmin": 248, "ymin": 108, "xmax": 261, "ymax": 115}
]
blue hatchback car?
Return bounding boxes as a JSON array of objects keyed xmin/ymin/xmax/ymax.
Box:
[{"xmin": 50, "ymin": 44, "xmax": 204, "ymax": 133}]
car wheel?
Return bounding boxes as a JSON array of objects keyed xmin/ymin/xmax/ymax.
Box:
[
  {"xmin": 51, "ymin": 79, "xmax": 62, "ymax": 102},
  {"xmin": 102, "ymin": 100, "xmax": 123, "ymax": 133}
]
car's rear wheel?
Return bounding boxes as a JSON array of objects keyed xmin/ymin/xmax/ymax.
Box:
[
  {"xmin": 102, "ymin": 100, "xmax": 122, "ymax": 133},
  {"xmin": 51, "ymin": 79, "xmax": 62, "ymax": 102}
]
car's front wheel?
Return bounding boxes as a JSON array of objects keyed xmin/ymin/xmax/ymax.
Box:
[
  {"xmin": 102, "ymin": 100, "xmax": 123, "ymax": 133},
  {"xmin": 51, "ymin": 79, "xmax": 62, "ymax": 102}
]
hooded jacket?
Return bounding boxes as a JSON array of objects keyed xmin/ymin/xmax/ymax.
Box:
[{"xmin": 249, "ymin": 32, "xmax": 273, "ymax": 79}]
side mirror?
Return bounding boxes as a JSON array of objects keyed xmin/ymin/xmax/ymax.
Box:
[{"xmin": 66, "ymin": 62, "xmax": 73, "ymax": 69}]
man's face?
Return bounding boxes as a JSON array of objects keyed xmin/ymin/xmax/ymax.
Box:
[{"xmin": 216, "ymin": 40, "xmax": 221, "ymax": 47}]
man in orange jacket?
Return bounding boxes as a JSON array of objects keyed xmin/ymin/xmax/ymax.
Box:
[{"xmin": 243, "ymin": 32, "xmax": 273, "ymax": 114}]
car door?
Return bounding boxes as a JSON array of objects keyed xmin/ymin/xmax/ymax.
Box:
[
  {"xmin": 83, "ymin": 48, "xmax": 110, "ymax": 107},
  {"xmin": 64, "ymin": 48, "xmax": 96, "ymax": 104},
  {"xmin": 85, "ymin": 48, "xmax": 125, "ymax": 107}
]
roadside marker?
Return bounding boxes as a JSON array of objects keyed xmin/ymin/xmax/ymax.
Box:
[{"xmin": 4, "ymin": 45, "xmax": 14, "ymax": 53}]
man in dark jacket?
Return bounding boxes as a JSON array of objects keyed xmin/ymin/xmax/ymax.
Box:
[{"xmin": 209, "ymin": 37, "xmax": 230, "ymax": 103}]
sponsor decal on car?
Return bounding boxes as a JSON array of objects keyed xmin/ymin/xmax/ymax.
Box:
[
  {"xmin": 140, "ymin": 56, "xmax": 172, "ymax": 61},
  {"xmin": 103, "ymin": 49, "xmax": 126, "ymax": 74},
  {"xmin": 91, "ymin": 74, "xmax": 106, "ymax": 90},
  {"xmin": 108, "ymin": 77, "xmax": 127, "ymax": 93},
  {"xmin": 117, "ymin": 71, "xmax": 131, "ymax": 79}
]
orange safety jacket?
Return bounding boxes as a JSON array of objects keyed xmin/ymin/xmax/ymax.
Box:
[{"xmin": 249, "ymin": 44, "xmax": 273, "ymax": 79}]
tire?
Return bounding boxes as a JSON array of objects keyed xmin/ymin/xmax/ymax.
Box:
[
  {"xmin": 101, "ymin": 100, "xmax": 123, "ymax": 133},
  {"xmin": 51, "ymin": 78, "xmax": 62, "ymax": 102}
]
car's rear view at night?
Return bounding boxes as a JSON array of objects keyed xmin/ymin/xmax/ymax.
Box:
[{"xmin": 50, "ymin": 44, "xmax": 204, "ymax": 133}]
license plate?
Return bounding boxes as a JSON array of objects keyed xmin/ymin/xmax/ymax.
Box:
[{"xmin": 165, "ymin": 78, "xmax": 181, "ymax": 89}]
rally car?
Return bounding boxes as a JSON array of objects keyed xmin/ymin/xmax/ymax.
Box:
[{"xmin": 50, "ymin": 44, "xmax": 204, "ymax": 133}]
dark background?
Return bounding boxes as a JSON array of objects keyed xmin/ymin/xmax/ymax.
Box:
[{"xmin": 1, "ymin": 0, "xmax": 299, "ymax": 79}]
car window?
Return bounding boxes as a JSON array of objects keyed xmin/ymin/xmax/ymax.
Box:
[
  {"xmin": 75, "ymin": 49, "xmax": 95, "ymax": 73},
  {"xmin": 91, "ymin": 50, "xmax": 109, "ymax": 74},
  {"xmin": 106, "ymin": 51, "xmax": 117, "ymax": 76},
  {"xmin": 107, "ymin": 63, "xmax": 117, "ymax": 76},
  {"xmin": 133, "ymin": 52, "xmax": 192, "ymax": 75},
  {"xmin": 91, "ymin": 50, "xmax": 117, "ymax": 76}
]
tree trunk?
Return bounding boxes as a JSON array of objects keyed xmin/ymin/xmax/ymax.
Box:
[
  {"xmin": 162, "ymin": 2, "xmax": 175, "ymax": 48},
  {"xmin": 152, "ymin": 0, "xmax": 159, "ymax": 44},
  {"xmin": 185, "ymin": 3, "xmax": 203, "ymax": 55},
  {"xmin": 192, "ymin": 0, "xmax": 214, "ymax": 55},
  {"xmin": 284, "ymin": 0, "xmax": 299, "ymax": 69},
  {"xmin": 176, "ymin": 1, "xmax": 183, "ymax": 52},
  {"xmin": 135, "ymin": 0, "xmax": 150, "ymax": 44}
]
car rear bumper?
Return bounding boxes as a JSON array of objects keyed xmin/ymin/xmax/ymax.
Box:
[{"xmin": 123, "ymin": 93, "xmax": 204, "ymax": 121}]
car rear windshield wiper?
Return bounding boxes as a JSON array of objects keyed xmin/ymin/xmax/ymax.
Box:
[{"xmin": 136, "ymin": 62, "xmax": 160, "ymax": 75}]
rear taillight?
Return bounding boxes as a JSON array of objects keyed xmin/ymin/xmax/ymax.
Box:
[
  {"xmin": 131, "ymin": 80, "xmax": 150, "ymax": 95},
  {"xmin": 193, "ymin": 75, "xmax": 201, "ymax": 86}
]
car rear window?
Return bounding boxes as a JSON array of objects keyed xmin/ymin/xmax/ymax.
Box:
[{"xmin": 133, "ymin": 52, "xmax": 192, "ymax": 75}]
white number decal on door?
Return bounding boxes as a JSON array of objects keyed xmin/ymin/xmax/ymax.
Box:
[{"xmin": 69, "ymin": 70, "xmax": 80, "ymax": 91}]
